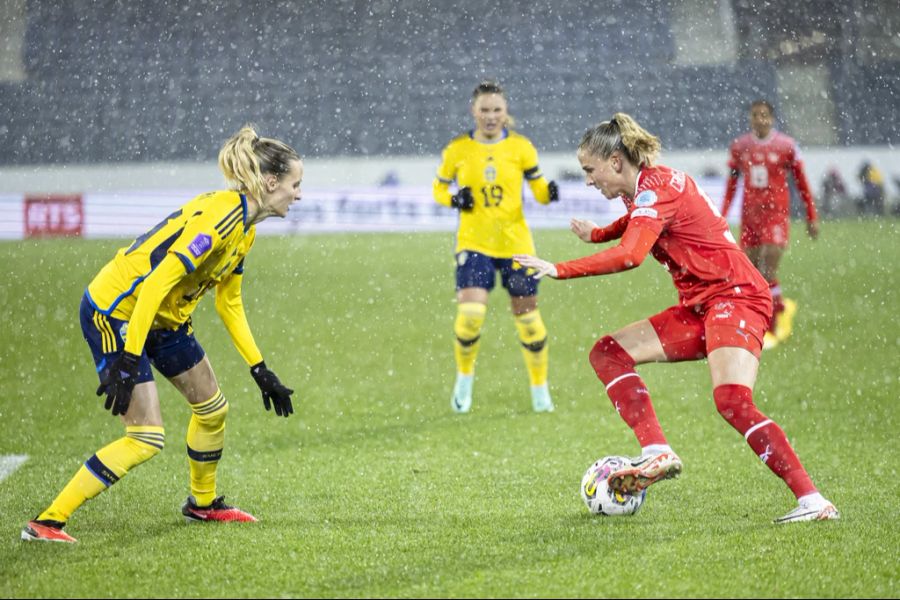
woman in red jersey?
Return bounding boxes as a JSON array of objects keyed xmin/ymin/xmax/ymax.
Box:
[
  {"xmin": 721, "ymin": 99, "xmax": 819, "ymax": 349},
  {"xmin": 514, "ymin": 113, "xmax": 837, "ymax": 523}
]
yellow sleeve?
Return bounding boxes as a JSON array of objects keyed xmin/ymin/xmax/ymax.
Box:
[
  {"xmin": 123, "ymin": 254, "xmax": 187, "ymax": 355},
  {"xmin": 432, "ymin": 143, "xmax": 456, "ymax": 207},
  {"xmin": 521, "ymin": 138, "xmax": 552, "ymax": 204},
  {"xmin": 215, "ymin": 271, "xmax": 264, "ymax": 366},
  {"xmin": 527, "ymin": 177, "xmax": 552, "ymax": 205}
]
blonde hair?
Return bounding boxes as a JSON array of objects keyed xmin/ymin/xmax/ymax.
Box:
[
  {"xmin": 579, "ymin": 112, "xmax": 661, "ymax": 167},
  {"xmin": 472, "ymin": 79, "xmax": 516, "ymax": 129},
  {"xmin": 218, "ymin": 125, "xmax": 300, "ymax": 201}
]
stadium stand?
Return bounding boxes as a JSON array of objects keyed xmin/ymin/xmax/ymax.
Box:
[{"xmin": 2, "ymin": 0, "xmax": 897, "ymax": 165}]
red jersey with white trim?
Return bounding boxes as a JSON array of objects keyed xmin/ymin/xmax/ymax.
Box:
[
  {"xmin": 721, "ymin": 131, "xmax": 817, "ymax": 234},
  {"xmin": 557, "ymin": 165, "xmax": 771, "ymax": 311}
]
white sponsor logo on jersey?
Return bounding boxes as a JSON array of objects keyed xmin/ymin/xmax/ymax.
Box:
[
  {"xmin": 631, "ymin": 207, "xmax": 658, "ymax": 219},
  {"xmin": 634, "ymin": 190, "xmax": 658, "ymax": 207},
  {"xmin": 670, "ymin": 170, "xmax": 685, "ymax": 192}
]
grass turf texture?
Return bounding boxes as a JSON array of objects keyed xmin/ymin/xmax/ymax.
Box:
[{"xmin": 0, "ymin": 219, "xmax": 897, "ymax": 597}]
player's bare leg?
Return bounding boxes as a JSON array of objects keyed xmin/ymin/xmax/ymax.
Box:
[
  {"xmin": 452, "ymin": 287, "xmax": 489, "ymax": 413},
  {"xmin": 598, "ymin": 320, "xmax": 682, "ymax": 493},
  {"xmin": 23, "ymin": 383, "xmax": 164, "ymax": 543},
  {"xmin": 747, "ymin": 244, "xmax": 788, "ymax": 348},
  {"xmin": 511, "ymin": 295, "xmax": 552, "ymax": 412},
  {"xmin": 169, "ymin": 357, "xmax": 255, "ymax": 523},
  {"xmin": 708, "ymin": 347, "xmax": 837, "ymax": 522}
]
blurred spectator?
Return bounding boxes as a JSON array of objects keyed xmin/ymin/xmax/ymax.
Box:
[
  {"xmin": 558, "ymin": 168, "xmax": 583, "ymax": 181},
  {"xmin": 857, "ymin": 161, "xmax": 885, "ymax": 216},
  {"xmin": 379, "ymin": 170, "xmax": 401, "ymax": 187},
  {"xmin": 820, "ymin": 167, "xmax": 848, "ymax": 217},
  {"xmin": 893, "ymin": 177, "xmax": 900, "ymax": 217}
]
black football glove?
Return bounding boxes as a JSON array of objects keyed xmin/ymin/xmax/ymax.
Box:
[
  {"xmin": 450, "ymin": 187, "xmax": 474, "ymax": 211},
  {"xmin": 548, "ymin": 181, "xmax": 560, "ymax": 203},
  {"xmin": 96, "ymin": 351, "xmax": 141, "ymax": 416},
  {"xmin": 250, "ymin": 361, "xmax": 294, "ymax": 417}
]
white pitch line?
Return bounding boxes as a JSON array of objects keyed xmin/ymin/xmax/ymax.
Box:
[{"xmin": 0, "ymin": 454, "xmax": 29, "ymax": 483}]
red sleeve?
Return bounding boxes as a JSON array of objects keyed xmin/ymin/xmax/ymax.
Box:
[
  {"xmin": 556, "ymin": 221, "xmax": 660, "ymax": 279},
  {"xmin": 590, "ymin": 215, "xmax": 629, "ymax": 243},
  {"xmin": 789, "ymin": 155, "xmax": 818, "ymax": 223},
  {"xmin": 721, "ymin": 173, "xmax": 739, "ymax": 217},
  {"xmin": 721, "ymin": 144, "xmax": 740, "ymax": 217}
]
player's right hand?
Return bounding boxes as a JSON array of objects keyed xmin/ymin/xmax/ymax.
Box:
[
  {"xmin": 570, "ymin": 218, "xmax": 599, "ymax": 242},
  {"xmin": 96, "ymin": 352, "xmax": 141, "ymax": 416},
  {"xmin": 450, "ymin": 187, "xmax": 474, "ymax": 211},
  {"xmin": 512, "ymin": 254, "xmax": 558, "ymax": 279}
]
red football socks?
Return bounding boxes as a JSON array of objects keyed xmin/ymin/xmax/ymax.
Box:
[{"xmin": 714, "ymin": 384, "xmax": 816, "ymax": 498}]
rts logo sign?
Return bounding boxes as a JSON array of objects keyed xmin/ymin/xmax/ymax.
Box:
[{"xmin": 24, "ymin": 195, "xmax": 84, "ymax": 238}]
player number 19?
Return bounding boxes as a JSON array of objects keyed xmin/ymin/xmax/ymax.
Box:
[{"xmin": 480, "ymin": 185, "xmax": 503, "ymax": 207}]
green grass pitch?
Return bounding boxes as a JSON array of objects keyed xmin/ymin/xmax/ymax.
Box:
[{"xmin": 0, "ymin": 219, "xmax": 897, "ymax": 597}]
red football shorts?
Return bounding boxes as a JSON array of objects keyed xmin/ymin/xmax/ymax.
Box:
[
  {"xmin": 649, "ymin": 297, "xmax": 771, "ymax": 360},
  {"xmin": 740, "ymin": 217, "xmax": 789, "ymax": 248}
]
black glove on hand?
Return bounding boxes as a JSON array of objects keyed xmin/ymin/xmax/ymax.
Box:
[
  {"xmin": 96, "ymin": 352, "xmax": 141, "ymax": 416},
  {"xmin": 548, "ymin": 181, "xmax": 560, "ymax": 203},
  {"xmin": 250, "ymin": 361, "xmax": 294, "ymax": 417},
  {"xmin": 450, "ymin": 187, "xmax": 474, "ymax": 211}
]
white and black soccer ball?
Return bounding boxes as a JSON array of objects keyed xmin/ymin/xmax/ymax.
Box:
[{"xmin": 580, "ymin": 455, "xmax": 647, "ymax": 516}]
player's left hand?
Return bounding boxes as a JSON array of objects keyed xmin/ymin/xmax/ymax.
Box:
[
  {"xmin": 570, "ymin": 218, "xmax": 599, "ymax": 242},
  {"xmin": 250, "ymin": 361, "xmax": 294, "ymax": 417},
  {"xmin": 807, "ymin": 221, "xmax": 819, "ymax": 240},
  {"xmin": 513, "ymin": 254, "xmax": 558, "ymax": 279}
]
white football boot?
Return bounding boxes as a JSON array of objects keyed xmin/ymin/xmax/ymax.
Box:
[
  {"xmin": 607, "ymin": 451, "xmax": 683, "ymax": 494},
  {"xmin": 451, "ymin": 373, "xmax": 473, "ymax": 413},
  {"xmin": 530, "ymin": 383, "xmax": 554, "ymax": 413},
  {"xmin": 774, "ymin": 494, "xmax": 840, "ymax": 524}
]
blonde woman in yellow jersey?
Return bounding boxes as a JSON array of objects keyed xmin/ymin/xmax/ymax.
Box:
[
  {"xmin": 433, "ymin": 80, "xmax": 559, "ymax": 414},
  {"xmin": 22, "ymin": 126, "xmax": 302, "ymax": 543}
]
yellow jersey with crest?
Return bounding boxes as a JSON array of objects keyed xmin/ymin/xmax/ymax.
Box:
[
  {"xmin": 433, "ymin": 129, "xmax": 553, "ymax": 257},
  {"xmin": 86, "ymin": 190, "xmax": 255, "ymax": 330}
]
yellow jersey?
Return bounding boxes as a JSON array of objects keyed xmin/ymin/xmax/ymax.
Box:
[
  {"xmin": 433, "ymin": 129, "xmax": 553, "ymax": 257},
  {"xmin": 86, "ymin": 190, "xmax": 263, "ymax": 365}
]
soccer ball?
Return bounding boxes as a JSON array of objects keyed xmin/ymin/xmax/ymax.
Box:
[{"xmin": 580, "ymin": 455, "xmax": 647, "ymax": 516}]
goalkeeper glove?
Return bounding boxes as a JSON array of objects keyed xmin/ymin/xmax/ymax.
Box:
[
  {"xmin": 450, "ymin": 187, "xmax": 474, "ymax": 211},
  {"xmin": 96, "ymin": 351, "xmax": 141, "ymax": 416},
  {"xmin": 250, "ymin": 361, "xmax": 294, "ymax": 417}
]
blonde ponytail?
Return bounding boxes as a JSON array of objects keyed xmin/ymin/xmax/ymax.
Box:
[
  {"xmin": 219, "ymin": 126, "xmax": 264, "ymax": 200},
  {"xmin": 579, "ymin": 112, "xmax": 661, "ymax": 167},
  {"xmin": 613, "ymin": 112, "xmax": 661, "ymax": 167},
  {"xmin": 218, "ymin": 125, "xmax": 300, "ymax": 201}
]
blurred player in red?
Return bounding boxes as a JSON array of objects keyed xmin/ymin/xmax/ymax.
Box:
[
  {"xmin": 721, "ymin": 100, "xmax": 818, "ymax": 349},
  {"xmin": 515, "ymin": 112, "xmax": 837, "ymax": 523}
]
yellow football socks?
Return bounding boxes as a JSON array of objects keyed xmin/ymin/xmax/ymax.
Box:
[
  {"xmin": 38, "ymin": 425, "xmax": 165, "ymax": 523},
  {"xmin": 186, "ymin": 390, "xmax": 228, "ymax": 507},
  {"xmin": 515, "ymin": 309, "xmax": 549, "ymax": 386},
  {"xmin": 454, "ymin": 302, "xmax": 487, "ymax": 376}
]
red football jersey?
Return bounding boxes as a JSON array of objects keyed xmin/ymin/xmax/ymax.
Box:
[
  {"xmin": 556, "ymin": 165, "xmax": 771, "ymax": 310},
  {"xmin": 721, "ymin": 131, "xmax": 817, "ymax": 233}
]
